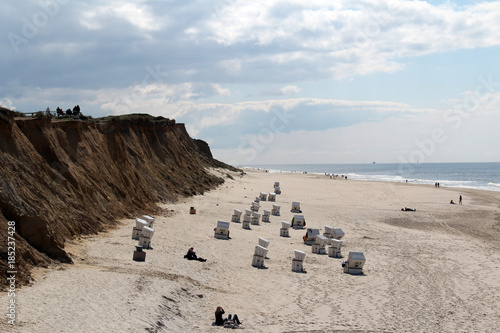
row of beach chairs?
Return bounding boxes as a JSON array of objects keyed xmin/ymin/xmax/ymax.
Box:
[{"xmin": 132, "ymin": 215, "xmax": 156, "ymax": 261}]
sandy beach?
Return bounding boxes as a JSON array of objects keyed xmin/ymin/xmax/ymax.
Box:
[{"xmin": 2, "ymin": 168, "xmax": 500, "ymax": 333}]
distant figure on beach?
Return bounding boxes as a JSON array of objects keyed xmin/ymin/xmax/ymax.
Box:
[
  {"xmin": 214, "ymin": 306, "xmax": 241, "ymax": 327},
  {"xmin": 184, "ymin": 247, "xmax": 206, "ymax": 262},
  {"xmin": 459, "ymin": 195, "xmax": 462, "ymax": 205},
  {"xmin": 450, "ymin": 200, "xmax": 455, "ymax": 204},
  {"xmin": 401, "ymin": 207, "xmax": 416, "ymax": 212}
]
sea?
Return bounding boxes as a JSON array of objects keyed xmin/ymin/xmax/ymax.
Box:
[{"xmin": 241, "ymin": 162, "xmax": 500, "ymax": 192}]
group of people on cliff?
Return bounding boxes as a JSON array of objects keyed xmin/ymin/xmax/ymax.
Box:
[{"xmin": 45, "ymin": 105, "xmax": 81, "ymax": 117}]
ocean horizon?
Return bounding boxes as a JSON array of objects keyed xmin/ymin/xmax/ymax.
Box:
[{"xmin": 241, "ymin": 162, "xmax": 500, "ymax": 192}]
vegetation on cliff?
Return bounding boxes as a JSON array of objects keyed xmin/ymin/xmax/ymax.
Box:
[{"xmin": 0, "ymin": 107, "xmax": 237, "ymax": 289}]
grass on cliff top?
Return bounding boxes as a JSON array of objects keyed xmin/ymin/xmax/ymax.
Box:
[{"xmin": 95, "ymin": 113, "xmax": 175, "ymax": 125}]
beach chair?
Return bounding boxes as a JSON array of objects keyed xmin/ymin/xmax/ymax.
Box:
[
  {"xmin": 268, "ymin": 192, "xmax": 276, "ymax": 202},
  {"xmin": 271, "ymin": 204, "xmax": 280, "ymax": 216},
  {"xmin": 133, "ymin": 245, "xmax": 146, "ymax": 262},
  {"xmin": 343, "ymin": 251, "xmax": 365, "ymax": 274},
  {"xmin": 254, "ymin": 196, "xmax": 261, "ymax": 202},
  {"xmin": 262, "ymin": 209, "xmax": 271, "ymax": 222},
  {"xmin": 214, "ymin": 221, "xmax": 230, "ymax": 240},
  {"xmin": 251, "ymin": 212, "xmax": 261, "ymax": 225},
  {"xmin": 274, "ymin": 181, "xmax": 280, "ymax": 188},
  {"xmin": 251, "ymin": 201, "xmax": 260, "ymax": 212},
  {"xmin": 139, "ymin": 226, "xmax": 155, "ymax": 249},
  {"xmin": 231, "ymin": 209, "xmax": 242, "ymax": 223},
  {"xmin": 291, "ymin": 215, "xmax": 306, "ymax": 229},
  {"xmin": 243, "ymin": 213, "xmax": 251, "ymax": 223},
  {"xmin": 242, "ymin": 218, "xmax": 251, "ymax": 230},
  {"xmin": 244, "ymin": 209, "xmax": 252, "ymax": 216},
  {"xmin": 274, "ymin": 186, "xmax": 281, "ymax": 194},
  {"xmin": 312, "ymin": 235, "xmax": 328, "ymax": 254},
  {"xmin": 258, "ymin": 237, "xmax": 270, "ymax": 249},
  {"xmin": 132, "ymin": 218, "xmax": 148, "ymax": 240},
  {"xmin": 291, "ymin": 201, "xmax": 301, "ymax": 213},
  {"xmin": 142, "ymin": 215, "xmax": 155, "ymax": 228},
  {"xmin": 323, "ymin": 225, "xmax": 335, "ymax": 239},
  {"xmin": 303, "ymin": 228, "xmax": 320, "ymax": 245},
  {"xmin": 328, "ymin": 238, "xmax": 342, "ymax": 258},
  {"xmin": 332, "ymin": 228, "xmax": 345, "ymax": 240},
  {"xmin": 252, "ymin": 245, "xmax": 268, "ymax": 268},
  {"xmin": 292, "ymin": 250, "xmax": 306, "ymax": 272},
  {"xmin": 280, "ymin": 221, "xmax": 291, "ymax": 237},
  {"xmin": 259, "ymin": 192, "xmax": 267, "ymax": 201}
]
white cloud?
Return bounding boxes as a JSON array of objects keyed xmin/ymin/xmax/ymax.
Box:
[{"xmin": 0, "ymin": 98, "xmax": 15, "ymax": 110}]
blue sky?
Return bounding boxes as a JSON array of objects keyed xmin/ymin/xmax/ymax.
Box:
[{"xmin": 2, "ymin": 0, "xmax": 500, "ymax": 165}]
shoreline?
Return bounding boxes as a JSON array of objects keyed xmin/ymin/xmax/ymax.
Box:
[
  {"xmin": 241, "ymin": 165, "xmax": 500, "ymax": 194},
  {"xmin": 2, "ymin": 168, "xmax": 500, "ymax": 332}
]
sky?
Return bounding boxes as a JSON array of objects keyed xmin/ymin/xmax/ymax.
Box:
[{"xmin": 2, "ymin": 0, "xmax": 500, "ymax": 166}]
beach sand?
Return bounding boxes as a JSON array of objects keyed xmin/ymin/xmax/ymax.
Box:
[{"xmin": 2, "ymin": 168, "xmax": 500, "ymax": 332}]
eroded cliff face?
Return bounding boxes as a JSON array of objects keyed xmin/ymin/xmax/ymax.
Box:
[{"xmin": 0, "ymin": 109, "xmax": 233, "ymax": 288}]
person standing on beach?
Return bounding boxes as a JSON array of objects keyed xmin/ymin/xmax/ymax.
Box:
[{"xmin": 459, "ymin": 195, "xmax": 462, "ymax": 205}]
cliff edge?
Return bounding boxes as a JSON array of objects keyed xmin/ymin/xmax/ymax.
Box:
[{"xmin": 0, "ymin": 108, "xmax": 237, "ymax": 288}]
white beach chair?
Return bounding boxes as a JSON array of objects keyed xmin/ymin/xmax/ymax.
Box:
[
  {"xmin": 132, "ymin": 218, "xmax": 148, "ymax": 240},
  {"xmin": 328, "ymin": 238, "xmax": 342, "ymax": 258},
  {"xmin": 268, "ymin": 192, "xmax": 276, "ymax": 202},
  {"xmin": 312, "ymin": 235, "xmax": 328, "ymax": 254},
  {"xmin": 251, "ymin": 201, "xmax": 260, "ymax": 212},
  {"xmin": 292, "ymin": 215, "xmax": 305, "ymax": 229},
  {"xmin": 251, "ymin": 212, "xmax": 261, "ymax": 225},
  {"xmin": 274, "ymin": 186, "xmax": 281, "ymax": 194},
  {"xmin": 271, "ymin": 204, "xmax": 281, "ymax": 216},
  {"xmin": 258, "ymin": 237, "xmax": 270, "ymax": 249},
  {"xmin": 259, "ymin": 192, "xmax": 267, "ymax": 201},
  {"xmin": 323, "ymin": 225, "xmax": 335, "ymax": 239},
  {"xmin": 262, "ymin": 209, "xmax": 271, "ymax": 222},
  {"xmin": 291, "ymin": 201, "xmax": 301, "ymax": 213},
  {"xmin": 244, "ymin": 209, "xmax": 252, "ymax": 216},
  {"xmin": 292, "ymin": 250, "xmax": 306, "ymax": 272},
  {"xmin": 303, "ymin": 228, "xmax": 320, "ymax": 245},
  {"xmin": 332, "ymin": 228, "xmax": 345, "ymax": 240},
  {"xmin": 141, "ymin": 215, "xmax": 155, "ymax": 228},
  {"xmin": 343, "ymin": 251, "xmax": 365, "ymax": 274},
  {"xmin": 280, "ymin": 221, "xmax": 291, "ymax": 237},
  {"xmin": 252, "ymin": 245, "xmax": 268, "ymax": 268},
  {"xmin": 242, "ymin": 219, "xmax": 251, "ymax": 230},
  {"xmin": 231, "ymin": 209, "xmax": 242, "ymax": 222},
  {"xmin": 139, "ymin": 226, "xmax": 155, "ymax": 249},
  {"xmin": 214, "ymin": 221, "xmax": 230, "ymax": 240}
]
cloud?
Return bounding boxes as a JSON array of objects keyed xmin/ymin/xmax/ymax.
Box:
[
  {"xmin": 1, "ymin": 1, "xmax": 500, "ymax": 163},
  {"xmin": 0, "ymin": 98, "xmax": 16, "ymax": 110},
  {"xmin": 260, "ymin": 85, "xmax": 301, "ymax": 96}
]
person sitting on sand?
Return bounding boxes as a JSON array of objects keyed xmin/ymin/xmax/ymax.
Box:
[
  {"xmin": 214, "ymin": 306, "xmax": 241, "ymax": 327},
  {"xmin": 184, "ymin": 247, "xmax": 207, "ymax": 262},
  {"xmin": 450, "ymin": 200, "xmax": 455, "ymax": 204}
]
